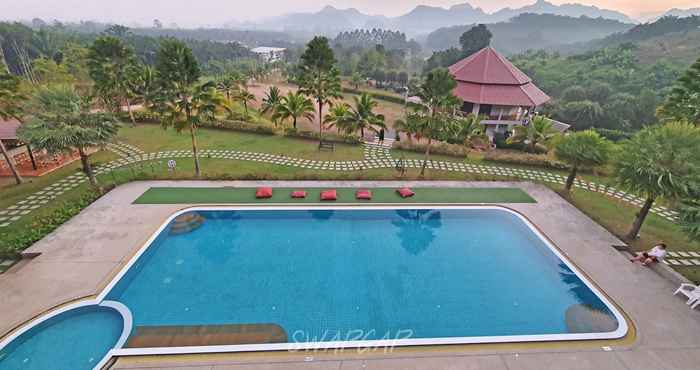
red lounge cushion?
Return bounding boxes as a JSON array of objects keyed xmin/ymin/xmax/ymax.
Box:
[
  {"xmin": 320, "ymin": 190, "xmax": 337, "ymax": 201},
  {"xmin": 255, "ymin": 187, "xmax": 273, "ymax": 199},
  {"xmin": 356, "ymin": 190, "xmax": 372, "ymax": 200},
  {"xmin": 291, "ymin": 190, "xmax": 307, "ymax": 199},
  {"xmin": 397, "ymin": 187, "xmax": 415, "ymax": 198}
]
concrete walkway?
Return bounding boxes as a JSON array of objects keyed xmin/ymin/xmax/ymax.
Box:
[
  {"xmin": 0, "ymin": 141, "xmax": 680, "ymax": 230},
  {"xmin": 0, "ymin": 181, "xmax": 698, "ymax": 370}
]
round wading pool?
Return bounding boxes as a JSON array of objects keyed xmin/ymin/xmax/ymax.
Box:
[{"xmin": 0, "ymin": 302, "xmax": 129, "ymax": 370}]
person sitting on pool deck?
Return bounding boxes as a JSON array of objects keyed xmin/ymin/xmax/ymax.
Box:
[{"xmin": 630, "ymin": 243, "xmax": 668, "ymax": 266}]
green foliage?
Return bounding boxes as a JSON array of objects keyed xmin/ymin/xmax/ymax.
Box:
[
  {"xmin": 507, "ymin": 116, "xmax": 560, "ymax": 153},
  {"xmin": 261, "ymin": 86, "xmax": 282, "ymax": 124},
  {"xmin": 273, "ymin": 91, "xmax": 315, "ymax": 129},
  {"xmin": 616, "ymin": 122, "xmax": 700, "ymax": 199},
  {"xmin": 512, "ymin": 45, "xmax": 684, "ymax": 131},
  {"xmin": 298, "ymin": 38, "xmax": 342, "ymax": 137},
  {"xmin": 87, "ymin": 36, "xmax": 139, "ymax": 111},
  {"xmin": 0, "ymin": 188, "xmax": 103, "ymax": 258},
  {"xmin": 425, "ymin": 24, "xmax": 492, "ymax": 70},
  {"xmin": 0, "ymin": 68, "xmax": 25, "ymax": 120},
  {"xmin": 483, "ymin": 150, "xmax": 568, "ymax": 171},
  {"xmin": 300, "ymin": 36, "xmax": 336, "ymax": 72},
  {"xmin": 346, "ymin": 93, "xmax": 386, "ymax": 138},
  {"xmin": 417, "ymin": 68, "xmax": 459, "ymax": 109},
  {"xmin": 155, "ymin": 38, "xmax": 201, "ymax": 89},
  {"xmin": 658, "ymin": 57, "xmax": 700, "ymax": 124},
  {"xmin": 593, "ymin": 128, "xmax": 633, "ymax": 142},
  {"xmin": 555, "ymin": 130, "xmax": 613, "ymax": 190},
  {"xmin": 679, "ymin": 189, "xmax": 700, "ymax": 242}
]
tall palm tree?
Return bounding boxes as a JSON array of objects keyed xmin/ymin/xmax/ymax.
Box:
[
  {"xmin": 261, "ymin": 86, "xmax": 282, "ymax": 126},
  {"xmin": 299, "ymin": 67, "xmax": 342, "ymax": 141},
  {"xmin": 350, "ymin": 72, "xmax": 363, "ymax": 89},
  {"xmin": 236, "ymin": 88, "xmax": 256, "ymax": 118},
  {"xmin": 413, "ymin": 68, "xmax": 460, "ymax": 176},
  {"xmin": 216, "ymin": 75, "xmax": 238, "ymax": 103},
  {"xmin": 507, "ymin": 115, "xmax": 559, "ymax": 153},
  {"xmin": 18, "ymin": 85, "xmax": 120, "ymax": 186},
  {"xmin": 273, "ymin": 91, "xmax": 315, "ymax": 129},
  {"xmin": 0, "ymin": 68, "xmax": 25, "ymax": 184},
  {"xmin": 554, "ymin": 130, "xmax": 612, "ymax": 192},
  {"xmin": 346, "ymin": 93, "xmax": 386, "ymax": 139},
  {"xmin": 616, "ymin": 122, "xmax": 700, "ymax": 239},
  {"xmin": 323, "ymin": 104, "xmax": 354, "ymax": 135},
  {"xmin": 154, "ymin": 38, "xmax": 224, "ymax": 177}
]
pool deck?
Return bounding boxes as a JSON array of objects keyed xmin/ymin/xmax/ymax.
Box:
[{"xmin": 1, "ymin": 181, "xmax": 699, "ymax": 370}]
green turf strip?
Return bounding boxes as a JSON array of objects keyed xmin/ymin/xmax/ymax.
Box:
[{"xmin": 133, "ymin": 187, "xmax": 536, "ymax": 204}]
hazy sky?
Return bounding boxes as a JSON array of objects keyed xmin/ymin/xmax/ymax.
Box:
[{"xmin": 1, "ymin": 0, "xmax": 698, "ymax": 26}]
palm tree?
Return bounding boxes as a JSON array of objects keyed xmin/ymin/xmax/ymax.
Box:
[
  {"xmin": 18, "ymin": 85, "xmax": 120, "ymax": 186},
  {"xmin": 451, "ymin": 113, "xmax": 487, "ymax": 148},
  {"xmin": 299, "ymin": 68, "xmax": 342, "ymax": 141},
  {"xmin": 154, "ymin": 38, "xmax": 224, "ymax": 177},
  {"xmin": 323, "ymin": 104, "xmax": 354, "ymax": 135},
  {"xmin": 261, "ymin": 86, "xmax": 282, "ymax": 126},
  {"xmin": 616, "ymin": 122, "xmax": 700, "ymax": 240},
  {"xmin": 216, "ymin": 75, "xmax": 238, "ymax": 103},
  {"xmin": 0, "ymin": 68, "xmax": 25, "ymax": 184},
  {"xmin": 346, "ymin": 93, "xmax": 386, "ymax": 139},
  {"xmin": 236, "ymin": 88, "xmax": 256, "ymax": 118},
  {"xmin": 350, "ymin": 72, "xmax": 363, "ymax": 89},
  {"xmin": 273, "ymin": 91, "xmax": 315, "ymax": 129},
  {"xmin": 394, "ymin": 115, "xmax": 422, "ymax": 143},
  {"xmin": 507, "ymin": 115, "xmax": 559, "ymax": 153},
  {"xmin": 413, "ymin": 68, "xmax": 460, "ymax": 176},
  {"xmin": 554, "ymin": 130, "xmax": 612, "ymax": 192}
]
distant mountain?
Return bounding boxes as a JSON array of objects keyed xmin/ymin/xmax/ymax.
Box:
[
  {"xmin": 391, "ymin": 4, "xmax": 487, "ymax": 35},
  {"xmin": 561, "ymin": 15, "xmax": 700, "ymax": 65},
  {"xmin": 654, "ymin": 8, "xmax": 700, "ymax": 20},
  {"xmin": 425, "ymin": 13, "xmax": 633, "ymax": 54},
  {"xmin": 490, "ymin": 0, "xmax": 635, "ymax": 24},
  {"xmin": 230, "ymin": 1, "xmax": 637, "ymax": 37}
]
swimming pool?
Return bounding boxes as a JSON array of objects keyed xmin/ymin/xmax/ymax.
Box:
[{"xmin": 0, "ymin": 206, "xmax": 628, "ymax": 368}]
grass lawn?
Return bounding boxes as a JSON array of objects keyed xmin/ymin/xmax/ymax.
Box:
[
  {"xmin": 117, "ymin": 124, "xmax": 365, "ymax": 161},
  {"xmin": 557, "ymin": 186, "xmax": 700, "ymax": 283},
  {"xmin": 134, "ymin": 187, "xmax": 535, "ymax": 204}
]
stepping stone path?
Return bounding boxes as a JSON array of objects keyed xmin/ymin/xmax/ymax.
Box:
[
  {"xmin": 0, "ymin": 140, "xmax": 682, "ymax": 234},
  {"xmin": 664, "ymin": 252, "xmax": 700, "ymax": 267}
]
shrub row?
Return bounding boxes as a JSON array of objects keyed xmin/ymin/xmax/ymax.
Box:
[
  {"xmin": 283, "ymin": 128, "xmax": 362, "ymax": 145},
  {"xmin": 0, "ymin": 188, "xmax": 105, "ymax": 259},
  {"xmin": 394, "ymin": 140, "xmax": 472, "ymax": 158},
  {"xmin": 483, "ymin": 150, "xmax": 569, "ymax": 171}
]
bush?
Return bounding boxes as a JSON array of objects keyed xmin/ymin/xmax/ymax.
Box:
[
  {"xmin": 0, "ymin": 188, "xmax": 105, "ymax": 258},
  {"xmin": 594, "ymin": 128, "xmax": 633, "ymax": 142},
  {"xmin": 283, "ymin": 129, "xmax": 361, "ymax": 145},
  {"xmin": 483, "ymin": 150, "xmax": 569, "ymax": 170},
  {"xmin": 394, "ymin": 140, "xmax": 471, "ymax": 158},
  {"xmin": 201, "ymin": 119, "xmax": 277, "ymax": 135}
]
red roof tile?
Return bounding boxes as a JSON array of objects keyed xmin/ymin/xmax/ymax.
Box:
[
  {"xmin": 448, "ymin": 47, "xmax": 550, "ymax": 107},
  {"xmin": 0, "ymin": 118, "xmax": 21, "ymax": 140}
]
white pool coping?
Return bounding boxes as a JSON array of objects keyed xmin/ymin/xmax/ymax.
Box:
[{"xmin": 1, "ymin": 205, "xmax": 629, "ymax": 367}]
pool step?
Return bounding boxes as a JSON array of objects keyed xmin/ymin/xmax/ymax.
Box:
[
  {"xmin": 125, "ymin": 323, "xmax": 287, "ymax": 348},
  {"xmin": 169, "ymin": 212, "xmax": 205, "ymax": 235}
]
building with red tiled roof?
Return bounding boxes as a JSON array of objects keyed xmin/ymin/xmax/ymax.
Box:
[{"xmin": 449, "ymin": 47, "xmax": 568, "ymax": 138}]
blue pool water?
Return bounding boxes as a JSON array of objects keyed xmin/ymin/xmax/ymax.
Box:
[
  {"xmin": 106, "ymin": 208, "xmax": 620, "ymax": 342},
  {"xmin": 0, "ymin": 207, "xmax": 623, "ymax": 369},
  {"xmin": 0, "ymin": 305, "xmax": 123, "ymax": 370}
]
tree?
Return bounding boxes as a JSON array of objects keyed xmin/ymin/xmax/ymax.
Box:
[
  {"xmin": 554, "ymin": 130, "xmax": 612, "ymax": 192},
  {"xmin": 459, "ymin": 24, "xmax": 492, "ymax": 57},
  {"xmin": 615, "ymin": 122, "xmax": 700, "ymax": 240},
  {"xmin": 215, "ymin": 74, "xmax": 239, "ymax": 103},
  {"xmin": 449, "ymin": 113, "xmax": 487, "ymax": 148},
  {"xmin": 261, "ymin": 86, "xmax": 282, "ymax": 125},
  {"xmin": 273, "ymin": 91, "xmax": 315, "ymax": 129},
  {"xmin": 298, "ymin": 36, "xmax": 342, "ymax": 141},
  {"xmin": 679, "ymin": 187, "xmax": 700, "ymax": 242},
  {"xmin": 236, "ymin": 88, "xmax": 256, "ymax": 118},
  {"xmin": 154, "ymin": 38, "xmax": 219, "ymax": 177},
  {"xmin": 87, "ymin": 36, "xmax": 139, "ymax": 123},
  {"xmin": 350, "ymin": 72, "xmax": 363, "ymax": 89},
  {"xmin": 346, "ymin": 93, "xmax": 385, "ymax": 139},
  {"xmin": 414, "ymin": 68, "xmax": 460, "ymax": 176},
  {"xmin": 18, "ymin": 85, "xmax": 120, "ymax": 186},
  {"xmin": 657, "ymin": 57, "xmax": 700, "ymax": 124},
  {"xmin": 323, "ymin": 104, "xmax": 354, "ymax": 135},
  {"xmin": 0, "ymin": 67, "xmax": 25, "ymax": 184},
  {"xmin": 507, "ymin": 116, "xmax": 559, "ymax": 153}
]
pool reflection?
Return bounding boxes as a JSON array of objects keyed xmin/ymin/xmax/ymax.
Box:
[{"xmin": 391, "ymin": 210, "xmax": 442, "ymax": 255}]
